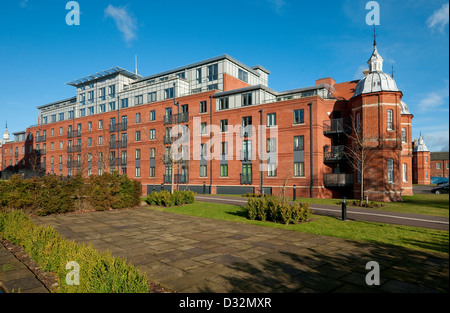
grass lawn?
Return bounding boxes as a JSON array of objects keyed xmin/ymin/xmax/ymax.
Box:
[{"xmin": 147, "ymin": 201, "xmax": 449, "ymax": 255}]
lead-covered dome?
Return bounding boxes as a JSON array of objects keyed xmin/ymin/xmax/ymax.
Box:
[{"xmin": 353, "ymin": 40, "xmax": 400, "ymax": 97}]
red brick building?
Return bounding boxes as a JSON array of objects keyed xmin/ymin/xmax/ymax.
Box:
[{"xmin": 0, "ymin": 40, "xmax": 416, "ymax": 201}]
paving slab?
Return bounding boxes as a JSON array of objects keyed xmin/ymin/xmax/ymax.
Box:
[{"xmin": 24, "ymin": 207, "xmax": 450, "ymax": 293}]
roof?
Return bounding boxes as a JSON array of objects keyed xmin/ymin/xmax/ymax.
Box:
[
  {"xmin": 66, "ymin": 67, "xmax": 142, "ymax": 87},
  {"xmin": 431, "ymin": 152, "xmax": 449, "ymax": 161},
  {"xmin": 353, "ymin": 72, "xmax": 400, "ymax": 97},
  {"xmin": 136, "ymin": 54, "xmax": 270, "ymax": 84},
  {"xmin": 37, "ymin": 97, "xmax": 77, "ymax": 110},
  {"xmin": 414, "ymin": 135, "xmax": 429, "ymax": 152}
]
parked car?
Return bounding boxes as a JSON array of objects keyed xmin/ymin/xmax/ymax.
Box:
[{"xmin": 431, "ymin": 183, "xmax": 449, "ymax": 194}]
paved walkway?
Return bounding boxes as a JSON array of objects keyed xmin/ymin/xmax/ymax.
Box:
[
  {"xmin": 28, "ymin": 207, "xmax": 448, "ymax": 293},
  {"xmin": 0, "ymin": 242, "xmax": 49, "ymax": 293}
]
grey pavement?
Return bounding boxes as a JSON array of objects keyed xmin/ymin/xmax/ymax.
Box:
[
  {"xmin": 0, "ymin": 242, "xmax": 49, "ymax": 293},
  {"xmin": 26, "ymin": 207, "xmax": 448, "ymax": 293}
]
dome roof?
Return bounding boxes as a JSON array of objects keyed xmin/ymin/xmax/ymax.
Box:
[
  {"xmin": 400, "ymin": 101, "xmax": 411, "ymax": 115},
  {"xmin": 414, "ymin": 134, "xmax": 429, "ymax": 152},
  {"xmin": 353, "ymin": 40, "xmax": 400, "ymax": 97},
  {"xmin": 353, "ymin": 71, "xmax": 399, "ymax": 97}
]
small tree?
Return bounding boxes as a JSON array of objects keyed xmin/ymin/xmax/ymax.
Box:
[{"xmin": 343, "ymin": 116, "xmax": 378, "ymax": 204}]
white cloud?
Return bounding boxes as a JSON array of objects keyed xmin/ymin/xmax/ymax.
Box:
[
  {"xmin": 267, "ymin": 0, "xmax": 286, "ymax": 15},
  {"xmin": 104, "ymin": 4, "xmax": 137, "ymax": 43},
  {"xmin": 415, "ymin": 81, "xmax": 449, "ymax": 112},
  {"xmin": 20, "ymin": 0, "xmax": 30, "ymax": 8},
  {"xmin": 427, "ymin": 2, "xmax": 449, "ymax": 33}
]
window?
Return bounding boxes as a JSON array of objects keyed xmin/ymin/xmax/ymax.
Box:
[
  {"xmin": 387, "ymin": 159, "xmax": 394, "ymax": 183},
  {"xmin": 88, "ymin": 137, "xmax": 92, "ymax": 147},
  {"xmin": 447, "ymin": 162, "xmax": 449, "ymax": 170},
  {"xmin": 403, "ymin": 163, "xmax": 408, "ymax": 182},
  {"xmin": 150, "ymin": 148, "xmax": 155, "ymax": 159},
  {"xmin": 437, "ymin": 162, "xmax": 441, "ymax": 169},
  {"xmin": 135, "ymin": 167, "xmax": 141, "ymax": 178},
  {"xmin": 242, "ymin": 93, "xmax": 252, "ymax": 106},
  {"xmin": 267, "ymin": 138, "xmax": 276, "ymax": 153},
  {"xmin": 425, "ymin": 156, "xmax": 428, "ymax": 164},
  {"xmin": 69, "ymin": 110, "xmax": 74, "ymax": 119},
  {"xmin": 121, "ymin": 98, "xmax": 128, "ymax": 109},
  {"xmin": 150, "ymin": 110, "xmax": 156, "ymax": 121},
  {"xmin": 51, "ymin": 128, "xmax": 55, "ymax": 137},
  {"xmin": 207, "ymin": 64, "xmax": 218, "ymax": 81},
  {"xmin": 150, "ymin": 129, "xmax": 156, "ymax": 140},
  {"xmin": 200, "ymin": 101, "xmax": 207, "ymax": 113},
  {"xmin": 294, "ymin": 136, "xmax": 304, "ymax": 151},
  {"xmin": 387, "ymin": 110, "xmax": 393, "ymax": 130},
  {"xmin": 402, "ymin": 128, "xmax": 407, "ymax": 143},
  {"xmin": 136, "ymin": 113, "xmax": 141, "ymax": 124},
  {"xmin": 196, "ymin": 68, "xmax": 202, "ymax": 84},
  {"xmin": 80, "ymin": 94, "xmax": 85, "ymax": 105},
  {"xmin": 267, "ymin": 113, "xmax": 276, "ymax": 127},
  {"xmin": 164, "ymin": 88, "xmax": 174, "ymax": 99},
  {"xmin": 109, "ymin": 102, "xmax": 116, "ymax": 111},
  {"xmin": 148, "ymin": 92, "xmax": 157, "ymax": 103},
  {"xmin": 220, "ymin": 119, "xmax": 228, "ymax": 133},
  {"xmin": 98, "ymin": 136, "xmax": 103, "ymax": 146},
  {"xmin": 98, "ymin": 120, "xmax": 103, "ymax": 130},
  {"xmin": 59, "ymin": 113, "xmax": 64, "ymax": 121},
  {"xmin": 200, "ymin": 165, "xmax": 207, "ymax": 177},
  {"xmin": 219, "ymin": 97, "xmax": 229, "ymax": 110},
  {"xmin": 88, "ymin": 122, "xmax": 92, "ymax": 131},
  {"xmin": 221, "ymin": 142, "xmax": 228, "ymax": 156},
  {"xmin": 135, "ymin": 149, "xmax": 141, "ymax": 160},
  {"xmin": 135, "ymin": 131, "xmax": 141, "ymax": 142},
  {"xmin": 149, "ymin": 167, "xmax": 155, "ymax": 178},
  {"xmin": 59, "ymin": 127, "xmax": 63, "ymax": 136},
  {"xmin": 294, "ymin": 109, "xmax": 304, "ymax": 124},
  {"xmin": 220, "ymin": 164, "xmax": 228, "ymax": 177},
  {"xmin": 238, "ymin": 69, "xmax": 248, "ymax": 83},
  {"xmin": 108, "ymin": 85, "xmax": 115, "ymax": 98},
  {"xmin": 80, "ymin": 109, "xmax": 86, "ymax": 117},
  {"xmin": 99, "ymin": 87, "xmax": 106, "ymax": 101},
  {"xmin": 88, "ymin": 91, "xmax": 94, "ymax": 103},
  {"xmin": 356, "ymin": 113, "xmax": 361, "ymax": 132},
  {"xmin": 267, "ymin": 163, "xmax": 277, "ymax": 177},
  {"xmin": 294, "ymin": 162, "xmax": 305, "ymax": 177},
  {"xmin": 88, "ymin": 107, "xmax": 94, "ymax": 115},
  {"xmin": 135, "ymin": 95, "xmax": 143, "ymax": 105},
  {"xmin": 59, "ymin": 141, "xmax": 63, "ymax": 150},
  {"xmin": 200, "ymin": 122, "xmax": 208, "ymax": 135}
]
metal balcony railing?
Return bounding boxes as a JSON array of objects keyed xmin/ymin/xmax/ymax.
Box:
[
  {"xmin": 323, "ymin": 145, "xmax": 345, "ymax": 162},
  {"xmin": 240, "ymin": 173, "xmax": 253, "ymax": 185},
  {"xmin": 67, "ymin": 130, "xmax": 82, "ymax": 138},
  {"xmin": 109, "ymin": 123, "xmax": 127, "ymax": 133},
  {"xmin": 67, "ymin": 145, "xmax": 82, "ymax": 153},
  {"xmin": 323, "ymin": 118, "xmax": 346, "ymax": 135},
  {"xmin": 323, "ymin": 173, "xmax": 353, "ymax": 187},
  {"xmin": 109, "ymin": 140, "xmax": 127, "ymax": 149},
  {"xmin": 35, "ymin": 135, "xmax": 46, "ymax": 143}
]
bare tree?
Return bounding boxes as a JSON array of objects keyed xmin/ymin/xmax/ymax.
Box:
[{"xmin": 343, "ymin": 116, "xmax": 378, "ymax": 204}]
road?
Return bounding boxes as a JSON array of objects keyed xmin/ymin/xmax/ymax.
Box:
[{"xmin": 195, "ymin": 195, "xmax": 449, "ymax": 231}]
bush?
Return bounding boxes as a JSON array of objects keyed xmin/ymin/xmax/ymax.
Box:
[
  {"xmin": 245, "ymin": 196, "xmax": 312, "ymax": 225},
  {"xmin": 144, "ymin": 190, "xmax": 195, "ymax": 207},
  {"xmin": 0, "ymin": 173, "xmax": 142, "ymax": 216},
  {"xmin": 0, "ymin": 210, "xmax": 150, "ymax": 293}
]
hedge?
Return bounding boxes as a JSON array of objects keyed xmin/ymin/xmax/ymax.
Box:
[
  {"xmin": 0, "ymin": 172, "xmax": 142, "ymax": 216},
  {"xmin": 0, "ymin": 210, "xmax": 150, "ymax": 293},
  {"xmin": 144, "ymin": 190, "xmax": 196, "ymax": 207},
  {"xmin": 246, "ymin": 197, "xmax": 312, "ymax": 225}
]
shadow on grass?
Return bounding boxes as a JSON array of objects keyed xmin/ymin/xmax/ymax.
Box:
[{"xmin": 196, "ymin": 240, "xmax": 449, "ymax": 293}]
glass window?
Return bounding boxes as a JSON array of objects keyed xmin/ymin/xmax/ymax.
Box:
[
  {"xmin": 387, "ymin": 110, "xmax": 393, "ymax": 130},
  {"xmin": 164, "ymin": 88, "xmax": 174, "ymax": 99},
  {"xmin": 294, "ymin": 162, "xmax": 305, "ymax": 177},
  {"xmin": 148, "ymin": 92, "xmax": 157, "ymax": 103},
  {"xmin": 402, "ymin": 128, "xmax": 407, "ymax": 143},
  {"xmin": 121, "ymin": 98, "xmax": 128, "ymax": 109},
  {"xmin": 403, "ymin": 163, "xmax": 407, "ymax": 182},
  {"xmin": 200, "ymin": 101, "xmax": 207, "ymax": 113},
  {"xmin": 267, "ymin": 113, "xmax": 276, "ymax": 127},
  {"xmin": 150, "ymin": 110, "xmax": 156, "ymax": 121},
  {"xmin": 294, "ymin": 109, "xmax": 304, "ymax": 124},
  {"xmin": 200, "ymin": 165, "xmax": 207, "ymax": 177},
  {"xmin": 294, "ymin": 136, "xmax": 304, "ymax": 151},
  {"xmin": 242, "ymin": 93, "xmax": 252, "ymax": 106},
  {"xmin": 219, "ymin": 97, "xmax": 229, "ymax": 110},
  {"xmin": 238, "ymin": 69, "xmax": 248, "ymax": 83},
  {"xmin": 150, "ymin": 129, "xmax": 156, "ymax": 140},
  {"xmin": 220, "ymin": 164, "xmax": 228, "ymax": 177},
  {"xmin": 387, "ymin": 159, "xmax": 394, "ymax": 183},
  {"xmin": 207, "ymin": 64, "xmax": 218, "ymax": 81}
]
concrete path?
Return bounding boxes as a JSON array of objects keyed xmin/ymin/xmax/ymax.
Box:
[
  {"xmin": 0, "ymin": 242, "xmax": 49, "ymax": 293},
  {"xmin": 32, "ymin": 207, "xmax": 448, "ymax": 293}
]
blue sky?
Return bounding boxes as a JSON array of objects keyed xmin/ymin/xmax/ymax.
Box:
[{"xmin": 0, "ymin": 0, "xmax": 448, "ymax": 151}]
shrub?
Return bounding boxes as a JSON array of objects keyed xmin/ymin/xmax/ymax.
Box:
[
  {"xmin": 0, "ymin": 210, "xmax": 150, "ymax": 293},
  {"xmin": 278, "ymin": 203, "xmax": 292, "ymax": 225},
  {"xmin": 144, "ymin": 190, "xmax": 195, "ymax": 207},
  {"xmin": 266, "ymin": 197, "xmax": 280, "ymax": 222}
]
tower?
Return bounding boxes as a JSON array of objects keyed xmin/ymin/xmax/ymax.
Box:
[
  {"xmin": 351, "ymin": 36, "xmax": 404, "ymax": 201},
  {"xmin": 413, "ymin": 134, "xmax": 431, "ymax": 185}
]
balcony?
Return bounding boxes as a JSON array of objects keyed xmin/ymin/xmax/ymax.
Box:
[
  {"xmin": 240, "ymin": 173, "xmax": 253, "ymax": 185},
  {"xmin": 67, "ymin": 145, "xmax": 82, "ymax": 153},
  {"xmin": 323, "ymin": 173, "xmax": 353, "ymax": 187},
  {"xmin": 109, "ymin": 123, "xmax": 127, "ymax": 133},
  {"xmin": 35, "ymin": 135, "xmax": 46, "ymax": 143},
  {"xmin": 323, "ymin": 118, "xmax": 349, "ymax": 135},
  {"xmin": 323, "ymin": 145, "xmax": 345, "ymax": 162},
  {"xmin": 67, "ymin": 160, "xmax": 81, "ymax": 169},
  {"xmin": 164, "ymin": 136, "xmax": 173, "ymax": 145},
  {"xmin": 109, "ymin": 140, "xmax": 127, "ymax": 149},
  {"xmin": 67, "ymin": 130, "xmax": 82, "ymax": 139},
  {"xmin": 109, "ymin": 158, "xmax": 127, "ymax": 167},
  {"xmin": 240, "ymin": 150, "xmax": 252, "ymax": 163},
  {"xmin": 240, "ymin": 126, "xmax": 253, "ymax": 138},
  {"xmin": 36, "ymin": 149, "xmax": 47, "ymax": 156}
]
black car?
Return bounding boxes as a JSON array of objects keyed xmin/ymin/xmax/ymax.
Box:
[{"xmin": 431, "ymin": 183, "xmax": 449, "ymax": 194}]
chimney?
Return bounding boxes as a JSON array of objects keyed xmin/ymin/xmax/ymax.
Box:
[
  {"xmin": 315, "ymin": 77, "xmax": 335, "ymax": 87},
  {"xmin": 363, "ymin": 69, "xmax": 370, "ymax": 77}
]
